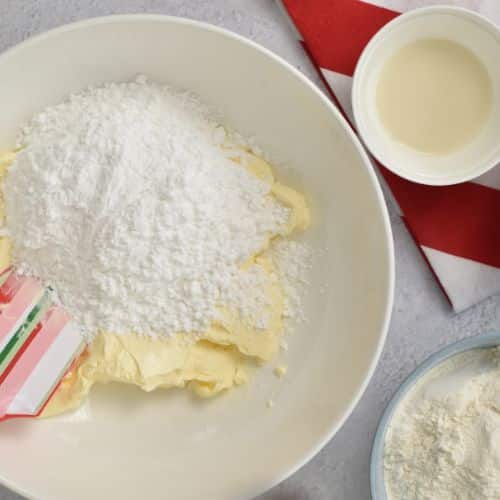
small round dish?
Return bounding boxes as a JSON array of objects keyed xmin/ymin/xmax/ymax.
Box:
[
  {"xmin": 370, "ymin": 331, "xmax": 500, "ymax": 499},
  {"xmin": 352, "ymin": 6, "xmax": 500, "ymax": 186}
]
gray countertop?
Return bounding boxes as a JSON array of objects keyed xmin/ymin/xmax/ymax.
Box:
[{"xmin": 2, "ymin": 1, "xmax": 500, "ymax": 499}]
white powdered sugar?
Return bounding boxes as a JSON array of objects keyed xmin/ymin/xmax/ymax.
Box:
[
  {"xmin": 271, "ymin": 239, "xmax": 313, "ymax": 326},
  {"xmin": 3, "ymin": 76, "xmax": 293, "ymax": 339}
]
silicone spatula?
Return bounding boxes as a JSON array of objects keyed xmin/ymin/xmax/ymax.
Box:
[{"xmin": 0, "ymin": 267, "xmax": 85, "ymax": 421}]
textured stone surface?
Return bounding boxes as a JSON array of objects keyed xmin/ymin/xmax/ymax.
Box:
[{"xmin": 1, "ymin": 1, "xmax": 499, "ymax": 499}]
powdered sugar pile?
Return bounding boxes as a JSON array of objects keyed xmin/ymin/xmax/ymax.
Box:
[
  {"xmin": 4, "ymin": 76, "xmax": 292, "ymax": 340},
  {"xmin": 271, "ymin": 239, "xmax": 313, "ymax": 326}
]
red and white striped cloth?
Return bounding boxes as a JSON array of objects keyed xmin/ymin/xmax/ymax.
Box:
[{"xmin": 279, "ymin": 0, "xmax": 500, "ymax": 312}]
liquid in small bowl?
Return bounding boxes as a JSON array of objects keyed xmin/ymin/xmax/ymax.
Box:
[{"xmin": 376, "ymin": 38, "xmax": 492, "ymax": 155}]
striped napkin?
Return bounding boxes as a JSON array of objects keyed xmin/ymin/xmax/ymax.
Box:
[
  {"xmin": 0, "ymin": 268, "xmax": 84, "ymax": 421},
  {"xmin": 279, "ymin": 0, "xmax": 500, "ymax": 312}
]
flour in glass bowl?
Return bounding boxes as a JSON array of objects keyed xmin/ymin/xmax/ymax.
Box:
[
  {"xmin": 2, "ymin": 75, "xmax": 298, "ymax": 340},
  {"xmin": 384, "ymin": 347, "xmax": 500, "ymax": 500}
]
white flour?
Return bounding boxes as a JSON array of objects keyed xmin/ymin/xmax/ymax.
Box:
[
  {"xmin": 384, "ymin": 347, "xmax": 500, "ymax": 500},
  {"xmin": 3, "ymin": 76, "xmax": 293, "ymax": 339}
]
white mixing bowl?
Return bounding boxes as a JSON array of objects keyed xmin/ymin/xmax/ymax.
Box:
[{"xmin": 0, "ymin": 15, "xmax": 394, "ymax": 500}]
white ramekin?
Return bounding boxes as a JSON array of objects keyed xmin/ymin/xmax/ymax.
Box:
[{"xmin": 352, "ymin": 6, "xmax": 500, "ymax": 186}]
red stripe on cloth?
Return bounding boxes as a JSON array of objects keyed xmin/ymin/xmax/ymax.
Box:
[
  {"xmin": 299, "ymin": 40, "xmax": 353, "ymax": 124},
  {"xmin": 284, "ymin": 0, "xmax": 398, "ymax": 76},
  {"xmin": 382, "ymin": 168, "xmax": 500, "ymax": 268},
  {"xmin": 400, "ymin": 215, "xmax": 452, "ymax": 306}
]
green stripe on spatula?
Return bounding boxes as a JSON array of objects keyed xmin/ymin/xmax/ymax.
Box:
[{"xmin": 0, "ymin": 293, "xmax": 51, "ymax": 377}]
